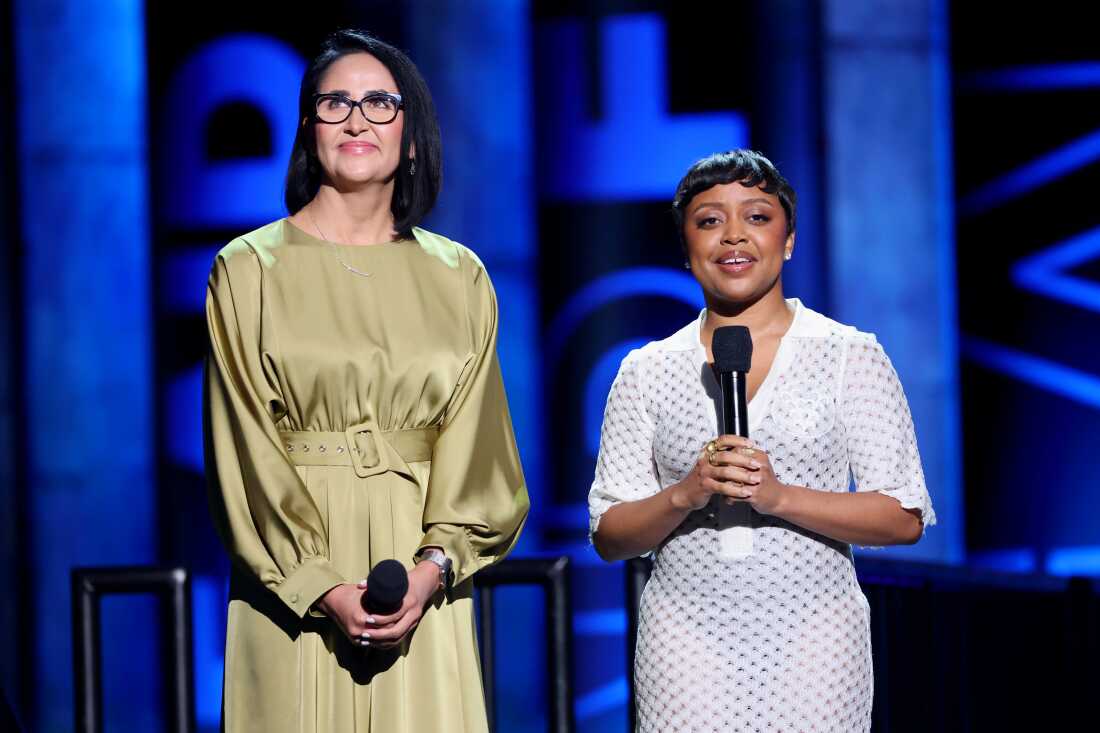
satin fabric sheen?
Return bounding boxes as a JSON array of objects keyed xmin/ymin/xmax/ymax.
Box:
[{"xmin": 204, "ymin": 219, "xmax": 528, "ymax": 732}]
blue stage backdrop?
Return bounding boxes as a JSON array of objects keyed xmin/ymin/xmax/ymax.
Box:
[
  {"xmin": 15, "ymin": 0, "xmax": 159, "ymax": 730},
  {"xmin": 19, "ymin": 0, "xmax": 1100, "ymax": 731},
  {"xmin": 951, "ymin": 3, "xmax": 1100, "ymax": 574},
  {"xmin": 0, "ymin": 0, "xmax": 19, "ymax": 711}
]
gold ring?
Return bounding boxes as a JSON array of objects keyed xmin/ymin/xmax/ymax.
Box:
[{"xmin": 705, "ymin": 440, "xmax": 719, "ymax": 466}]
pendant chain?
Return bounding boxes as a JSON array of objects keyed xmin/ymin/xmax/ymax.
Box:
[{"xmin": 307, "ymin": 208, "xmax": 372, "ymax": 278}]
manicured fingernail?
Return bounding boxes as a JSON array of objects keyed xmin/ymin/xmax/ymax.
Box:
[
  {"xmin": 365, "ymin": 616, "xmax": 375, "ymax": 624},
  {"xmin": 751, "ymin": 475, "xmax": 761, "ymax": 484},
  {"xmin": 750, "ymin": 459, "xmax": 761, "ymax": 469}
]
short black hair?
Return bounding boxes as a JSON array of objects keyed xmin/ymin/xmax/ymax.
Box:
[
  {"xmin": 284, "ymin": 29, "xmax": 442, "ymax": 238},
  {"xmin": 672, "ymin": 149, "xmax": 796, "ymax": 241}
]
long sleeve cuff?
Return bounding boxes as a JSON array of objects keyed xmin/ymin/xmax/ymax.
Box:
[
  {"xmin": 273, "ymin": 557, "xmax": 345, "ymax": 618},
  {"xmin": 417, "ymin": 524, "xmax": 484, "ymax": 588}
]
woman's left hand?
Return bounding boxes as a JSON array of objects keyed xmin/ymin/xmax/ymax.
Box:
[
  {"xmin": 708, "ymin": 436, "xmax": 788, "ymax": 516},
  {"xmin": 355, "ymin": 563, "xmax": 440, "ymax": 650}
]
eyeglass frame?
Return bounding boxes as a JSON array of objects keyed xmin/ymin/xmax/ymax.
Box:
[{"xmin": 311, "ymin": 91, "xmax": 405, "ymax": 125}]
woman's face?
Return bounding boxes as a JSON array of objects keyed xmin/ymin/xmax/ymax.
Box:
[
  {"xmin": 683, "ymin": 182, "xmax": 794, "ymax": 307},
  {"xmin": 312, "ymin": 52, "xmax": 405, "ymax": 190}
]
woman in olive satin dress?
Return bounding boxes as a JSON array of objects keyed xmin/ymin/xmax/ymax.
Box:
[{"xmin": 204, "ymin": 29, "xmax": 528, "ymax": 732}]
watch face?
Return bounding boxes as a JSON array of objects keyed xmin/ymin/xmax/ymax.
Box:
[
  {"xmin": 421, "ymin": 550, "xmax": 451, "ymax": 584},
  {"xmin": 436, "ymin": 556, "xmax": 453, "ymax": 586}
]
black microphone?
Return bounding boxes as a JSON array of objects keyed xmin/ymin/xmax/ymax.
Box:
[
  {"xmin": 363, "ymin": 559, "xmax": 408, "ymax": 616},
  {"xmin": 712, "ymin": 326, "xmax": 753, "ymax": 438}
]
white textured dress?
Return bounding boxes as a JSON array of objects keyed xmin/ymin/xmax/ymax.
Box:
[{"xmin": 589, "ymin": 299, "xmax": 936, "ymax": 732}]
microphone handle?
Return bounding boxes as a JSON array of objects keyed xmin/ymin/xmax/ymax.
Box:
[{"xmin": 719, "ymin": 370, "xmax": 749, "ymax": 438}]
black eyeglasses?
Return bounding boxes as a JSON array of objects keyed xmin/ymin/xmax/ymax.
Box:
[{"xmin": 312, "ymin": 92, "xmax": 404, "ymax": 125}]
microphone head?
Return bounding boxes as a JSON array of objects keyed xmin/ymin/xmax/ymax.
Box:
[
  {"xmin": 713, "ymin": 325, "xmax": 753, "ymax": 373},
  {"xmin": 365, "ymin": 559, "xmax": 409, "ymax": 615}
]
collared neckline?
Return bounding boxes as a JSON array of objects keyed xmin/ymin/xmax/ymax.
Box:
[{"xmin": 656, "ymin": 298, "xmax": 807, "ymax": 354}]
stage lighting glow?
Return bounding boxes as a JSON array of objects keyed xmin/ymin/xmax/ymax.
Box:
[
  {"xmin": 538, "ymin": 14, "xmax": 748, "ymax": 201},
  {"xmin": 1012, "ymin": 224, "xmax": 1100, "ymax": 314}
]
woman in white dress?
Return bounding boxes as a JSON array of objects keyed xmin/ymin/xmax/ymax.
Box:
[{"xmin": 588, "ymin": 149, "xmax": 936, "ymax": 732}]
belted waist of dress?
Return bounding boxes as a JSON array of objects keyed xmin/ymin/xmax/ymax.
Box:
[{"xmin": 279, "ymin": 421, "xmax": 440, "ymax": 479}]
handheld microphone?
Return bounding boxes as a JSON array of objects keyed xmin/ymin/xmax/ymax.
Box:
[
  {"xmin": 712, "ymin": 326, "xmax": 753, "ymax": 438},
  {"xmin": 363, "ymin": 559, "xmax": 408, "ymax": 616}
]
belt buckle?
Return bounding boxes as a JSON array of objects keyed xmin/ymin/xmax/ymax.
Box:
[{"xmin": 344, "ymin": 420, "xmax": 385, "ymax": 478}]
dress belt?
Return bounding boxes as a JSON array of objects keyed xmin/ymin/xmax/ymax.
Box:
[{"xmin": 279, "ymin": 423, "xmax": 440, "ymax": 478}]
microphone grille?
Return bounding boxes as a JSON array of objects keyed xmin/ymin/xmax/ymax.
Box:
[
  {"xmin": 366, "ymin": 559, "xmax": 409, "ymax": 607},
  {"xmin": 712, "ymin": 326, "xmax": 753, "ymax": 373}
]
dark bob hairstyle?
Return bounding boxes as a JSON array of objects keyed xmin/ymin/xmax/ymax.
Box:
[
  {"xmin": 672, "ymin": 149, "xmax": 796, "ymax": 241},
  {"xmin": 284, "ymin": 29, "xmax": 442, "ymax": 239}
]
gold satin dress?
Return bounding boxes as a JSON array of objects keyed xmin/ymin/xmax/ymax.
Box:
[{"xmin": 203, "ymin": 218, "xmax": 529, "ymax": 732}]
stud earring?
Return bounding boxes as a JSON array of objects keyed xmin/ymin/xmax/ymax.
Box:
[
  {"xmin": 784, "ymin": 251, "xmax": 792, "ymax": 261},
  {"xmin": 684, "ymin": 261, "xmax": 691, "ymax": 269}
]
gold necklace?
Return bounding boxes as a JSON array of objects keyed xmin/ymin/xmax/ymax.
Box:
[{"xmin": 308, "ymin": 208, "xmax": 372, "ymax": 278}]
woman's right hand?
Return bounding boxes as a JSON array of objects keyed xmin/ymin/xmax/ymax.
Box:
[
  {"xmin": 315, "ymin": 583, "xmax": 373, "ymax": 644},
  {"xmin": 669, "ymin": 434, "xmax": 762, "ymax": 511}
]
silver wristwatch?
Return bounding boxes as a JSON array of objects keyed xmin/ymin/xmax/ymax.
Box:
[{"xmin": 417, "ymin": 547, "xmax": 453, "ymax": 591}]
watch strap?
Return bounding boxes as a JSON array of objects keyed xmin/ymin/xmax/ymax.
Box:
[{"xmin": 417, "ymin": 548, "xmax": 452, "ymax": 591}]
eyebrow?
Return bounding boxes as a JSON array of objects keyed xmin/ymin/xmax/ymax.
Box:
[
  {"xmin": 691, "ymin": 201, "xmax": 727, "ymax": 214},
  {"xmin": 690, "ymin": 196, "xmax": 777, "ymax": 215},
  {"xmin": 318, "ymin": 88, "xmax": 394, "ymax": 97}
]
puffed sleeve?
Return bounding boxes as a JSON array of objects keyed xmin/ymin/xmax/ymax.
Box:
[
  {"xmin": 587, "ymin": 350, "xmax": 661, "ymax": 540},
  {"xmin": 416, "ymin": 252, "xmax": 530, "ymax": 587},
  {"xmin": 840, "ymin": 334, "xmax": 937, "ymax": 529},
  {"xmin": 204, "ymin": 245, "xmax": 345, "ymax": 618}
]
